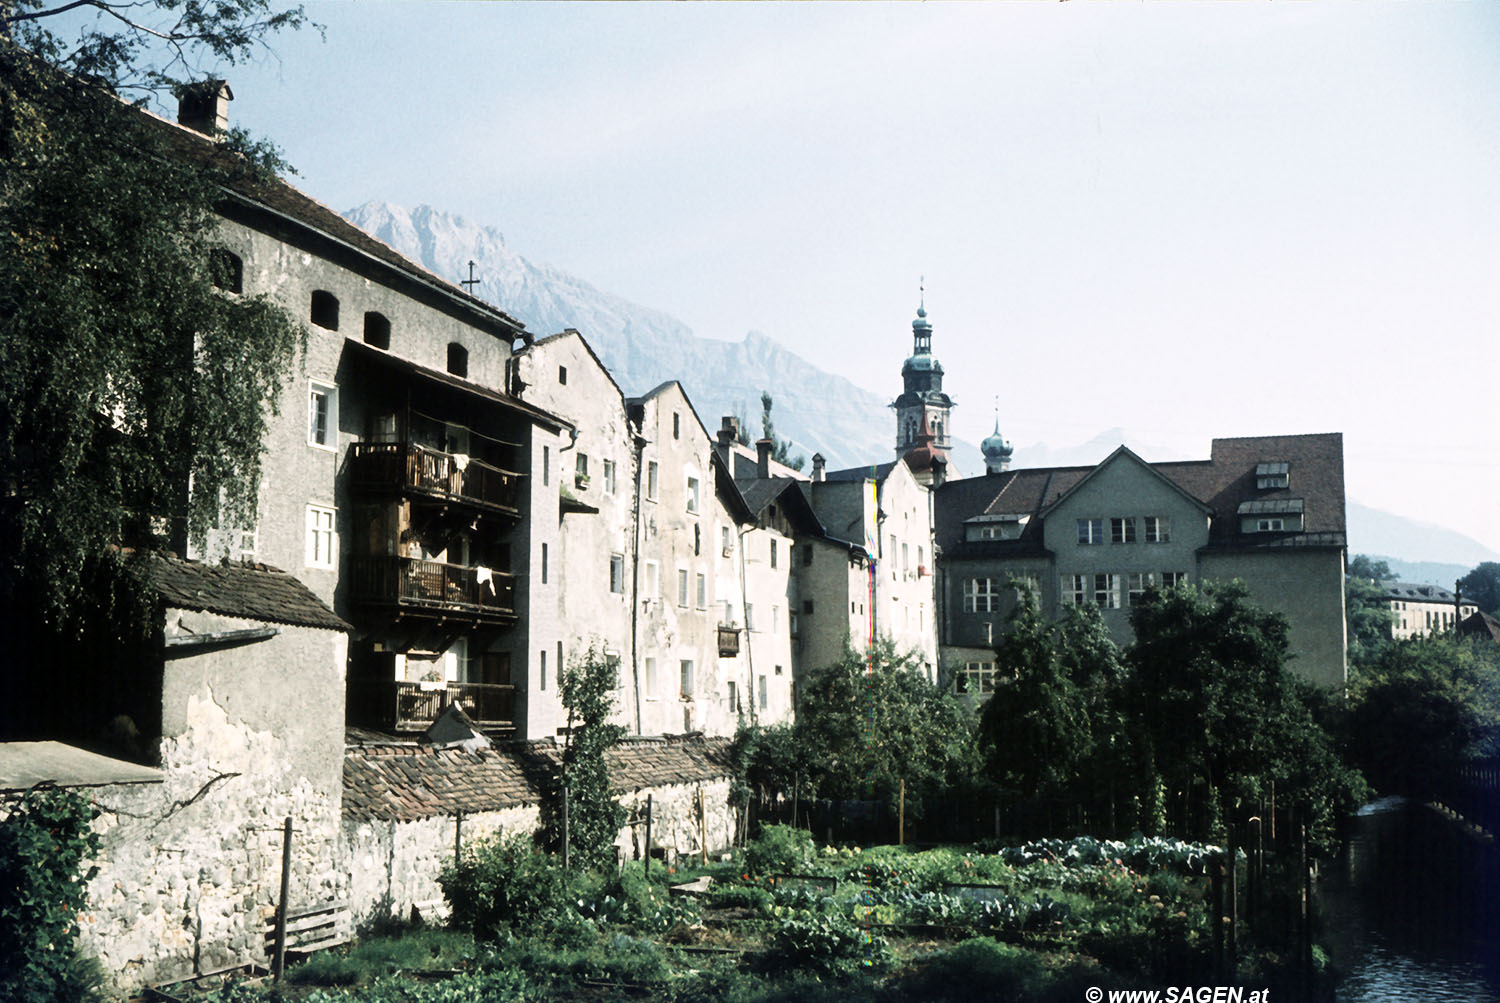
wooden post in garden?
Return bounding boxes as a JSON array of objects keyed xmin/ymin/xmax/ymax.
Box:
[
  {"xmin": 272, "ymin": 816, "xmax": 292, "ymax": 981},
  {"xmin": 643, "ymin": 794, "xmax": 653, "ymax": 880},
  {"xmin": 1210, "ymin": 851, "xmax": 1224, "ymax": 975},
  {"xmin": 697, "ymin": 786, "xmax": 708, "ymax": 864},
  {"xmin": 791, "ymin": 771, "xmax": 799, "ymax": 830},
  {"xmin": 562, "ymin": 781, "xmax": 570, "ymax": 871},
  {"xmin": 454, "ymin": 810, "xmax": 463, "ymax": 863},
  {"xmin": 1300, "ymin": 813, "xmax": 1314, "ymax": 998},
  {"xmin": 1226, "ymin": 834, "xmax": 1238, "ymax": 975},
  {"xmin": 898, "ymin": 778, "xmax": 906, "ymax": 846}
]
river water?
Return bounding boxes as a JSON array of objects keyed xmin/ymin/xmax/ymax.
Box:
[{"xmin": 1321, "ymin": 796, "xmax": 1500, "ymax": 1002}]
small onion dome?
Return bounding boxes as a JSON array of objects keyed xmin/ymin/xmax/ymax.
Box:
[
  {"xmin": 912, "ymin": 305, "xmax": 932, "ymax": 334},
  {"xmin": 981, "ymin": 418, "xmax": 1013, "ymax": 462}
]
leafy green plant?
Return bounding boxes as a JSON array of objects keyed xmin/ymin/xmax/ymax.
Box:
[
  {"xmin": 544, "ymin": 642, "xmax": 629, "ymax": 873},
  {"xmin": 762, "ymin": 909, "xmax": 891, "ymax": 978},
  {"xmin": 0, "ymin": 786, "xmax": 103, "ymax": 1003},
  {"xmin": 744, "ymin": 824, "xmax": 815, "ymax": 876},
  {"xmin": 438, "ymin": 832, "xmax": 580, "ymax": 942}
]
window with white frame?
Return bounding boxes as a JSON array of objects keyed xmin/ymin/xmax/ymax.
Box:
[
  {"xmin": 305, "ymin": 505, "xmax": 335, "ymax": 569},
  {"xmin": 679, "ymin": 659, "xmax": 694, "ymax": 699},
  {"xmin": 609, "ymin": 553, "xmax": 625, "ymax": 594},
  {"xmin": 1077, "ymin": 518, "xmax": 1105, "ymax": 545},
  {"xmin": 1128, "ymin": 572, "xmax": 1157, "ymax": 607},
  {"xmin": 957, "ymin": 661, "xmax": 997, "ymax": 694},
  {"xmin": 721, "ymin": 525, "xmax": 733, "ymax": 556},
  {"xmin": 677, "ymin": 569, "xmax": 689, "ymax": 607},
  {"xmin": 644, "ymin": 561, "xmax": 659, "ymax": 599},
  {"xmin": 308, "ymin": 381, "xmax": 337, "ymax": 449},
  {"xmin": 727, "ymin": 680, "xmax": 738, "ymax": 713},
  {"xmin": 696, "ymin": 572, "xmax": 707, "ymax": 609},
  {"xmin": 758, "ymin": 675, "xmax": 768, "ymax": 710},
  {"xmin": 1162, "ymin": 571, "xmax": 1189, "ymax": 588},
  {"xmin": 644, "ymin": 656, "xmax": 658, "ymax": 699},
  {"xmin": 1093, "ymin": 573, "xmax": 1122, "ymax": 609},
  {"xmin": 1010, "ymin": 571, "xmax": 1041, "ymax": 600},
  {"xmin": 646, "ymin": 460, "xmax": 658, "ymax": 500},
  {"xmin": 1063, "ymin": 574, "xmax": 1088, "ymax": 606},
  {"xmin": 603, "ymin": 459, "xmax": 616, "ymax": 494},
  {"xmin": 963, "ymin": 577, "xmax": 999, "ymax": 613},
  {"xmin": 770, "ymin": 539, "xmax": 778, "ymax": 569},
  {"xmin": 542, "ymin": 446, "xmax": 550, "ymax": 486},
  {"xmin": 685, "ymin": 475, "xmax": 700, "ymax": 513},
  {"xmin": 1144, "ymin": 516, "xmax": 1170, "ymax": 543},
  {"xmin": 1110, "ymin": 517, "xmax": 1137, "ymax": 544},
  {"xmin": 1257, "ymin": 518, "xmax": 1285, "ymax": 532}
]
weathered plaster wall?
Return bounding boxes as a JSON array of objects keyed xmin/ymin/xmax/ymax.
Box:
[{"xmin": 78, "ymin": 614, "xmax": 348, "ymax": 990}]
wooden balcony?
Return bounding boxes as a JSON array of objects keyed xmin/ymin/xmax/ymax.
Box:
[
  {"xmin": 717, "ymin": 626, "xmax": 741, "ymax": 657},
  {"xmin": 386, "ymin": 680, "xmax": 517, "ymax": 731},
  {"xmin": 350, "ymin": 441, "xmax": 523, "ymax": 516},
  {"xmin": 350, "ymin": 556, "xmax": 517, "ymax": 626}
]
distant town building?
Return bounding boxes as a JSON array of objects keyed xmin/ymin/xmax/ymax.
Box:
[{"xmin": 1377, "ymin": 580, "xmax": 1476, "ymax": 640}]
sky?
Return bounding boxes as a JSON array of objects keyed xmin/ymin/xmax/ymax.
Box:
[{"xmin": 119, "ymin": 2, "xmax": 1500, "ymax": 556}]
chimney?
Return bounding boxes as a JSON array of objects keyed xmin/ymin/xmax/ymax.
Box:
[
  {"xmin": 756, "ymin": 438, "xmax": 772, "ymax": 479},
  {"xmin": 718, "ymin": 416, "xmax": 740, "ymax": 448},
  {"xmin": 811, "ymin": 453, "xmax": 826, "ymax": 482},
  {"xmin": 176, "ymin": 80, "xmax": 233, "ymax": 137}
]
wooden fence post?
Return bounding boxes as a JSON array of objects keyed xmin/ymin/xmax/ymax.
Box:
[
  {"xmin": 272, "ymin": 816, "xmax": 292, "ymax": 981},
  {"xmin": 643, "ymin": 794, "xmax": 653, "ymax": 880},
  {"xmin": 898, "ymin": 778, "xmax": 906, "ymax": 847},
  {"xmin": 562, "ymin": 781, "xmax": 570, "ymax": 871}
]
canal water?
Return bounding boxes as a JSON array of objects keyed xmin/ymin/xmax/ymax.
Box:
[{"xmin": 1321, "ymin": 796, "xmax": 1500, "ymax": 1002}]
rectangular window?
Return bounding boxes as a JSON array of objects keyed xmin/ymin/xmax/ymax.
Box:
[
  {"xmin": 609, "ymin": 553, "xmax": 625, "ymax": 594},
  {"xmin": 603, "ymin": 459, "xmax": 616, "ymax": 494},
  {"xmin": 1128, "ymin": 572, "xmax": 1157, "ymax": 607},
  {"xmin": 727, "ymin": 680, "xmax": 738, "ymax": 713},
  {"xmin": 541, "ymin": 543, "xmax": 549, "ymax": 584},
  {"xmin": 1257, "ymin": 517, "xmax": 1285, "ymax": 532},
  {"xmin": 644, "ymin": 656, "xmax": 657, "ymax": 699},
  {"xmin": 680, "ymin": 659, "xmax": 694, "ymax": 699},
  {"xmin": 1145, "ymin": 516, "xmax": 1170, "ymax": 543},
  {"xmin": 803, "ymin": 599, "xmax": 814, "ymax": 615},
  {"xmin": 696, "ymin": 572, "xmax": 707, "ymax": 609},
  {"xmin": 1063, "ymin": 574, "xmax": 1088, "ymax": 606},
  {"xmin": 644, "ymin": 561, "xmax": 659, "ymax": 598},
  {"xmin": 771, "ymin": 605, "xmax": 779, "ymax": 632},
  {"xmin": 802, "ymin": 543, "xmax": 814, "ymax": 567},
  {"xmin": 902, "ymin": 542, "xmax": 909, "ymax": 572},
  {"xmin": 1077, "ymin": 518, "xmax": 1105, "ymax": 545},
  {"xmin": 758, "ymin": 675, "xmax": 768, "ymax": 710},
  {"xmin": 646, "ymin": 460, "xmax": 659, "ymax": 501},
  {"xmin": 746, "ymin": 603, "xmax": 756, "ymax": 632},
  {"xmin": 677, "ymin": 569, "xmax": 689, "ymax": 607},
  {"xmin": 1094, "ymin": 573, "xmax": 1122, "ymax": 609},
  {"xmin": 1110, "ymin": 517, "xmax": 1137, "ymax": 544},
  {"xmin": 575, "ymin": 453, "xmax": 589, "ymax": 487},
  {"xmin": 308, "ymin": 382, "xmax": 337, "ymax": 449},
  {"xmin": 543, "ymin": 446, "xmax": 550, "ymax": 486},
  {"xmin": 540, "ymin": 649, "xmax": 546, "ymax": 691},
  {"xmin": 305, "ymin": 505, "xmax": 335, "ymax": 569},
  {"xmin": 722, "ymin": 599, "xmax": 735, "ymax": 625},
  {"xmin": 957, "ymin": 661, "xmax": 997, "ymax": 695},
  {"xmin": 673, "ymin": 412, "xmax": 681, "ymax": 440},
  {"xmin": 963, "ymin": 577, "xmax": 998, "ymax": 613},
  {"xmin": 721, "ymin": 525, "xmax": 733, "ymax": 556},
  {"xmin": 770, "ymin": 540, "xmax": 778, "ymax": 569},
  {"xmin": 686, "ymin": 475, "xmax": 700, "ymax": 513},
  {"xmin": 1162, "ymin": 571, "xmax": 1188, "ymax": 588}
]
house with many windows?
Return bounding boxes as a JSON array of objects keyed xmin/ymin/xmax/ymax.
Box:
[
  {"xmin": 934, "ymin": 435, "xmax": 1349, "ymax": 692},
  {"xmin": 1376, "ymin": 580, "xmax": 1475, "ymax": 640}
]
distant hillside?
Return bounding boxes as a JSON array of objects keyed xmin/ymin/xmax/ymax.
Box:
[
  {"xmin": 1346, "ymin": 501, "xmax": 1498, "ymax": 571},
  {"xmin": 343, "ymin": 201, "xmax": 903, "ymax": 470}
]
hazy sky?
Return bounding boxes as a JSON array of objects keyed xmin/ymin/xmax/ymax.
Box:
[{"xmin": 143, "ymin": 2, "xmax": 1500, "ymax": 554}]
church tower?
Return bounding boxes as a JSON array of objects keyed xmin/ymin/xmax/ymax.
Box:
[{"xmin": 891, "ymin": 291, "xmax": 954, "ymax": 464}]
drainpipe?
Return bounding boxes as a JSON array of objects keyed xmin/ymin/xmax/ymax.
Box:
[
  {"xmin": 737, "ymin": 520, "xmax": 756, "ymax": 727},
  {"xmin": 629, "ymin": 427, "xmax": 646, "ymax": 735}
]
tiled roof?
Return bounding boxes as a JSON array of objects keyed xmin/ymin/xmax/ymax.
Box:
[
  {"xmin": 1378, "ymin": 580, "xmax": 1468, "ymax": 604},
  {"xmin": 934, "ymin": 433, "xmax": 1346, "ymax": 555},
  {"xmin": 823, "ymin": 460, "xmax": 898, "ymax": 483},
  {"xmin": 1459, "ymin": 611, "xmax": 1500, "ymax": 644},
  {"xmin": 343, "ymin": 734, "xmax": 734, "ymax": 822},
  {"xmin": 138, "ymin": 553, "xmax": 349, "ymax": 631}
]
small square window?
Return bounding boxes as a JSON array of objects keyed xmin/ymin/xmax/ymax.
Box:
[
  {"xmin": 447, "ymin": 342, "xmax": 468, "ymax": 378},
  {"xmin": 1077, "ymin": 518, "xmax": 1105, "ymax": 545},
  {"xmin": 1110, "ymin": 518, "xmax": 1136, "ymax": 544},
  {"xmin": 1145, "ymin": 516, "xmax": 1170, "ymax": 543},
  {"xmin": 310, "ymin": 290, "xmax": 339, "ymax": 330}
]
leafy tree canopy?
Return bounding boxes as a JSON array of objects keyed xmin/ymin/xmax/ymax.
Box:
[
  {"xmin": 1346, "ymin": 554, "xmax": 1392, "ymax": 582},
  {"xmin": 1458, "ymin": 561, "xmax": 1500, "ymax": 618},
  {"xmin": 545, "ymin": 642, "xmax": 628, "ymax": 872}
]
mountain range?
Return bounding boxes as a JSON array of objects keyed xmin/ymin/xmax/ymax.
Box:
[{"xmin": 342, "ymin": 201, "xmax": 1495, "ymax": 575}]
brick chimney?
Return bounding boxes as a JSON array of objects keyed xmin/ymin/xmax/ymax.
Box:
[
  {"xmin": 811, "ymin": 453, "xmax": 826, "ymax": 482},
  {"xmin": 176, "ymin": 80, "xmax": 233, "ymax": 137},
  {"xmin": 756, "ymin": 438, "xmax": 772, "ymax": 479}
]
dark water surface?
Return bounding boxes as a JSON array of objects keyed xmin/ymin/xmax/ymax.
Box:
[{"xmin": 1322, "ymin": 797, "xmax": 1500, "ymax": 1002}]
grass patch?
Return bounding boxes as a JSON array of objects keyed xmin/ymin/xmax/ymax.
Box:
[{"xmin": 285, "ymin": 928, "xmax": 474, "ymax": 987}]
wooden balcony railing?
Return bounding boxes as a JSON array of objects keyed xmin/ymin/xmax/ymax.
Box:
[
  {"xmin": 350, "ymin": 556, "xmax": 516, "ymax": 623},
  {"xmin": 350, "ymin": 441, "xmax": 524, "ymax": 514},
  {"xmin": 717, "ymin": 626, "xmax": 741, "ymax": 658},
  {"xmin": 388, "ymin": 680, "xmax": 517, "ymax": 731}
]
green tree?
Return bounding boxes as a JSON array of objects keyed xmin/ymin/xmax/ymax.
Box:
[
  {"xmin": 1345, "ymin": 634, "xmax": 1500, "ymax": 795},
  {"xmin": 1, "ymin": 12, "xmax": 307, "ymax": 744},
  {"xmin": 980, "ymin": 591, "xmax": 1091, "ymax": 831},
  {"xmin": 547, "ymin": 642, "xmax": 628, "ymax": 873},
  {"xmin": 0, "ymin": 787, "xmax": 103, "ymax": 1002},
  {"xmin": 1458, "ymin": 561, "xmax": 1500, "ymax": 618},
  {"xmin": 1346, "ymin": 555, "xmax": 1392, "ymax": 581},
  {"xmin": 1125, "ymin": 581, "xmax": 1362, "ymax": 843},
  {"xmin": 793, "ymin": 641, "xmax": 977, "ymax": 817},
  {"xmin": 758, "ymin": 390, "xmax": 806, "ymax": 472}
]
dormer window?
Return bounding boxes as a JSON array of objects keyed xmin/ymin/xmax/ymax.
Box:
[
  {"xmin": 965, "ymin": 513, "xmax": 1027, "ymax": 542},
  {"xmin": 310, "ymin": 290, "xmax": 339, "ymax": 330},
  {"xmin": 1239, "ymin": 498, "xmax": 1304, "ymax": 533},
  {"xmin": 1256, "ymin": 462, "xmax": 1290, "ymax": 490},
  {"xmin": 447, "ymin": 342, "xmax": 468, "ymax": 378},
  {"xmin": 363, "ymin": 311, "xmax": 391, "ymax": 349}
]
